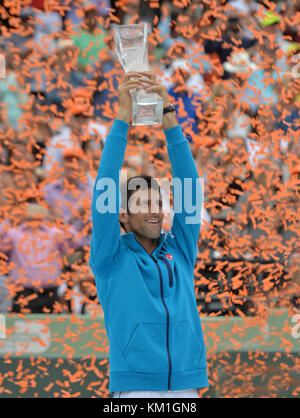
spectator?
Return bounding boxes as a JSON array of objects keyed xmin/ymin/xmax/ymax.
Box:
[
  {"xmin": 205, "ymin": 140, "xmax": 252, "ymax": 226},
  {"xmin": 0, "ymin": 200, "xmax": 80, "ymax": 313},
  {"xmin": 117, "ymin": 0, "xmax": 142, "ymax": 25},
  {"xmin": 72, "ymin": 4, "xmax": 108, "ymax": 73},
  {"xmin": 5, "ymin": 7, "xmax": 35, "ymax": 61},
  {"xmin": 227, "ymin": 0, "xmax": 259, "ymax": 16},
  {"xmin": 0, "ymin": 273, "xmax": 9, "ymax": 313},
  {"xmin": 43, "ymin": 112, "xmax": 107, "ymax": 175},
  {"xmin": 62, "ymin": 0, "xmax": 110, "ymax": 28},
  {"xmin": 82, "ymin": 136, "xmax": 104, "ymax": 186},
  {"xmin": 259, "ymin": 10, "xmax": 290, "ymax": 72},
  {"xmin": 157, "ymin": 3, "xmax": 192, "ymax": 52},
  {"xmin": 239, "ymin": 51, "xmax": 281, "ymax": 113},
  {"xmin": 91, "ymin": 33, "xmax": 120, "ymax": 120},
  {"xmin": 0, "ymin": 159, "xmax": 13, "ymax": 312},
  {"xmin": 7, "ymin": 137, "xmax": 39, "ymax": 194},
  {"xmin": 42, "ymin": 147, "xmax": 93, "ymax": 247},
  {"xmin": 8, "ymin": 7, "xmax": 47, "ymax": 103},
  {"xmin": 157, "ymin": 2, "xmax": 212, "ymax": 77},
  {"xmin": 281, "ymin": 0, "xmax": 300, "ymax": 43},
  {"xmin": 204, "ymin": 13, "xmax": 257, "ymax": 80},
  {"xmin": 30, "ymin": 118, "xmax": 52, "ymax": 181},
  {"xmin": 59, "ymin": 261, "xmax": 102, "ymax": 315},
  {"xmin": 277, "ymin": 164, "xmax": 300, "ymax": 248},
  {"xmin": 238, "ymin": 160, "xmax": 283, "ymax": 246},
  {"xmin": 161, "ymin": 42, "xmax": 207, "ymax": 93},
  {"xmin": 166, "ymin": 59, "xmax": 204, "ymax": 142},
  {"xmin": 247, "ymin": 104, "xmax": 276, "ymax": 163},
  {"xmin": 207, "ymin": 79, "xmax": 252, "ymax": 148},
  {"xmin": 194, "ymin": 80, "xmax": 237, "ymax": 151},
  {"xmin": 281, "ymin": 162, "xmax": 300, "ymax": 307},
  {"xmin": 43, "ymin": 95, "xmax": 93, "ymax": 173},
  {"xmin": 32, "ymin": 1, "xmax": 63, "ymax": 56},
  {"xmin": 0, "ymin": 52, "xmax": 29, "ymax": 128},
  {"xmin": 289, "ymin": 246, "xmax": 300, "ymax": 308},
  {"xmin": 44, "ymin": 39, "xmax": 86, "ymax": 115},
  {"xmin": 274, "ymin": 79, "xmax": 300, "ymax": 157},
  {"xmin": 0, "ymin": 166, "xmax": 14, "ymax": 210}
]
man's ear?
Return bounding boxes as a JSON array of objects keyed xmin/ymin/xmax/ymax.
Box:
[{"xmin": 119, "ymin": 209, "xmax": 129, "ymax": 226}]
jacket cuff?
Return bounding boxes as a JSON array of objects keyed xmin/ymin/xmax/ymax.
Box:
[
  {"xmin": 164, "ymin": 125, "xmax": 187, "ymax": 147},
  {"xmin": 110, "ymin": 119, "xmax": 130, "ymax": 139}
]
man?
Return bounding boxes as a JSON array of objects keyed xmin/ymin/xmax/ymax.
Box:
[
  {"xmin": 204, "ymin": 14, "xmax": 257, "ymax": 80},
  {"xmin": 43, "ymin": 147, "xmax": 93, "ymax": 248},
  {"xmin": 0, "ymin": 199, "xmax": 79, "ymax": 313},
  {"xmin": 43, "ymin": 104, "xmax": 91, "ymax": 173},
  {"xmin": 62, "ymin": 0, "xmax": 110, "ymax": 28},
  {"xmin": 44, "ymin": 39, "xmax": 85, "ymax": 115},
  {"xmin": 167, "ymin": 58, "xmax": 204, "ymax": 143},
  {"xmin": 72, "ymin": 4, "xmax": 107, "ymax": 73},
  {"xmin": 43, "ymin": 94, "xmax": 106, "ymax": 173},
  {"xmin": 89, "ymin": 71, "xmax": 209, "ymax": 398}
]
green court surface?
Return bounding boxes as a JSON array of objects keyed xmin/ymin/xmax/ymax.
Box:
[{"xmin": 0, "ymin": 309, "xmax": 299, "ymax": 397}]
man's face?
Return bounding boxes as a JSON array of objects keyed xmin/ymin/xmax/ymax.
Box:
[
  {"xmin": 172, "ymin": 69, "xmax": 190, "ymax": 91},
  {"xmin": 124, "ymin": 0, "xmax": 140, "ymax": 15},
  {"xmin": 21, "ymin": 16, "xmax": 35, "ymax": 34},
  {"xmin": 85, "ymin": 10, "xmax": 98, "ymax": 30},
  {"xmin": 123, "ymin": 188, "xmax": 164, "ymax": 239},
  {"xmin": 71, "ymin": 114, "xmax": 89, "ymax": 134},
  {"xmin": 23, "ymin": 203, "xmax": 48, "ymax": 229},
  {"xmin": 226, "ymin": 17, "xmax": 241, "ymax": 38},
  {"xmin": 63, "ymin": 156, "xmax": 82, "ymax": 181}
]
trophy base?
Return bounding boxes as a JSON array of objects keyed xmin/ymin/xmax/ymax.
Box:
[{"xmin": 131, "ymin": 91, "xmax": 163, "ymax": 126}]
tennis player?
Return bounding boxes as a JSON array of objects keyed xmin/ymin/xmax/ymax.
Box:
[{"xmin": 89, "ymin": 71, "xmax": 209, "ymax": 398}]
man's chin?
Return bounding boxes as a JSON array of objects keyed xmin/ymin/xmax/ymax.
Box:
[{"xmin": 143, "ymin": 227, "xmax": 162, "ymax": 240}]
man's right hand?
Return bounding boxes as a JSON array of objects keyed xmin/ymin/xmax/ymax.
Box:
[{"xmin": 116, "ymin": 72, "xmax": 148, "ymax": 124}]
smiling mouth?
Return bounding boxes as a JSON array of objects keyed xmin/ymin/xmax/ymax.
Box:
[{"xmin": 145, "ymin": 219, "xmax": 160, "ymax": 225}]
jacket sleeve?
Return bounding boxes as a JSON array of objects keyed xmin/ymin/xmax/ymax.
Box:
[
  {"xmin": 89, "ymin": 119, "xmax": 129, "ymax": 276},
  {"xmin": 164, "ymin": 125, "xmax": 202, "ymax": 269}
]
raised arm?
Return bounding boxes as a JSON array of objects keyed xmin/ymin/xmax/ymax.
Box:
[
  {"xmin": 164, "ymin": 124, "xmax": 202, "ymax": 268},
  {"xmin": 89, "ymin": 72, "xmax": 147, "ymax": 275},
  {"xmin": 143, "ymin": 72, "xmax": 202, "ymax": 268}
]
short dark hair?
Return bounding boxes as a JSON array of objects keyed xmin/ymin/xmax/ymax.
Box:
[{"xmin": 119, "ymin": 175, "xmax": 161, "ymax": 232}]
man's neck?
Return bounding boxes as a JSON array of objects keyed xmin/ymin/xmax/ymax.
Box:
[{"xmin": 134, "ymin": 233, "xmax": 159, "ymax": 255}]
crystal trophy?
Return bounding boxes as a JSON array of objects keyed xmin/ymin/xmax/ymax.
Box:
[{"xmin": 113, "ymin": 23, "xmax": 163, "ymax": 126}]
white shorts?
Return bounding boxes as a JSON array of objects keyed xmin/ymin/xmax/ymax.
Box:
[{"xmin": 113, "ymin": 388, "xmax": 199, "ymax": 398}]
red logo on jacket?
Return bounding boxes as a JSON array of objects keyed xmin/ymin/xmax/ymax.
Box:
[{"xmin": 165, "ymin": 254, "xmax": 173, "ymax": 260}]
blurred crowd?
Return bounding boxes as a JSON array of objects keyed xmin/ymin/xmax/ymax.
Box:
[{"xmin": 0, "ymin": 0, "xmax": 299, "ymax": 316}]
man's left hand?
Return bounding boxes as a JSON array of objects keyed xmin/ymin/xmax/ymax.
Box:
[{"xmin": 141, "ymin": 72, "xmax": 170, "ymax": 107}]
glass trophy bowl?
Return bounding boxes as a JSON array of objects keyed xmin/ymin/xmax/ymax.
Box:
[{"xmin": 113, "ymin": 23, "xmax": 163, "ymax": 126}]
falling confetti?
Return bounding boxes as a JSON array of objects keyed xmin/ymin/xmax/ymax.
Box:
[{"xmin": 0, "ymin": 0, "xmax": 299, "ymax": 399}]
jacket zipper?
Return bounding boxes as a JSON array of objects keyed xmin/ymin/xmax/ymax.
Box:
[
  {"xmin": 150, "ymin": 255, "xmax": 172, "ymax": 391},
  {"xmin": 132, "ymin": 236, "xmax": 172, "ymax": 390},
  {"xmin": 159, "ymin": 256, "xmax": 173, "ymax": 288}
]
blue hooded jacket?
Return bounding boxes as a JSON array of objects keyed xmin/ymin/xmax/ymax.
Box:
[{"xmin": 89, "ymin": 119, "xmax": 209, "ymax": 394}]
